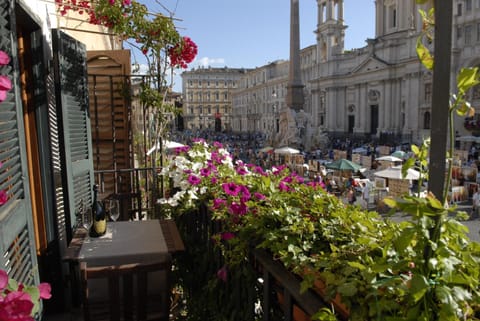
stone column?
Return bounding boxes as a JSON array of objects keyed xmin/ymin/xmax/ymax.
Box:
[
  {"xmin": 338, "ymin": 0, "xmax": 344, "ymax": 21},
  {"xmin": 286, "ymin": 0, "xmax": 305, "ymax": 112}
]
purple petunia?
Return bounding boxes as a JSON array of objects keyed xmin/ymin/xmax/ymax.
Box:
[
  {"xmin": 229, "ymin": 202, "xmax": 248, "ymax": 216},
  {"xmin": 212, "ymin": 198, "xmax": 226, "ymax": 210},
  {"xmin": 213, "ymin": 141, "xmax": 223, "ymax": 148},
  {"xmin": 254, "ymin": 192, "xmax": 266, "ymax": 200},
  {"xmin": 200, "ymin": 167, "xmax": 211, "ymax": 177},
  {"xmin": 217, "ymin": 265, "xmax": 228, "ymax": 282},
  {"xmin": 221, "ymin": 232, "xmax": 235, "ymax": 241},
  {"xmin": 222, "ymin": 182, "xmax": 240, "ymax": 196},
  {"xmin": 187, "ymin": 174, "xmax": 201, "ymax": 185}
]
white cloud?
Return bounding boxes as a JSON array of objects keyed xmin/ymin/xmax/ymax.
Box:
[{"xmin": 193, "ymin": 57, "xmax": 226, "ymax": 68}]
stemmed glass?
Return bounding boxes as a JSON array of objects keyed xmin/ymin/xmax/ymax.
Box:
[
  {"xmin": 80, "ymin": 200, "xmax": 92, "ymax": 231},
  {"xmin": 107, "ymin": 199, "xmax": 120, "ymax": 222}
]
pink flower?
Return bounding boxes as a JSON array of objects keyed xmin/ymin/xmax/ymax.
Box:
[
  {"xmin": 0, "ymin": 190, "xmax": 7, "ymax": 205},
  {"xmin": 200, "ymin": 168, "xmax": 211, "ymax": 177},
  {"xmin": 187, "ymin": 174, "xmax": 201, "ymax": 186},
  {"xmin": 213, "ymin": 141, "xmax": 223, "ymax": 148},
  {"xmin": 229, "ymin": 202, "xmax": 248, "ymax": 216},
  {"xmin": 254, "ymin": 192, "xmax": 266, "ymax": 200},
  {"xmin": 0, "ymin": 90, "xmax": 7, "ymax": 102},
  {"xmin": 216, "ymin": 266, "xmax": 227, "ymax": 282},
  {"xmin": 222, "ymin": 183, "xmax": 240, "ymax": 196},
  {"xmin": 212, "ymin": 198, "xmax": 226, "ymax": 210},
  {"xmin": 0, "ymin": 291, "xmax": 35, "ymax": 321},
  {"xmin": 0, "ymin": 75, "xmax": 12, "ymax": 91},
  {"xmin": 109, "ymin": 0, "xmax": 115, "ymax": 4},
  {"xmin": 221, "ymin": 232, "xmax": 235, "ymax": 241},
  {"xmin": 38, "ymin": 283, "xmax": 52, "ymax": 299},
  {"xmin": 122, "ymin": 0, "xmax": 131, "ymax": 5},
  {"xmin": 0, "ymin": 50, "xmax": 10, "ymax": 65},
  {"xmin": 0, "ymin": 270, "xmax": 7, "ymax": 290}
]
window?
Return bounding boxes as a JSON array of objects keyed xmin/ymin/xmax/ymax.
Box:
[
  {"xmin": 224, "ymin": 92, "xmax": 228, "ymax": 100},
  {"xmin": 457, "ymin": 26, "xmax": 463, "ymax": 40},
  {"xmin": 465, "ymin": 25, "xmax": 473, "ymax": 44},
  {"xmin": 215, "ymin": 92, "xmax": 219, "ymax": 101},
  {"xmin": 208, "ymin": 106, "xmax": 211, "ymax": 114},
  {"xmin": 424, "ymin": 83, "xmax": 432, "ymax": 103},
  {"xmin": 423, "ymin": 111, "xmax": 431, "ymax": 129},
  {"xmin": 466, "ymin": 0, "xmax": 472, "ymax": 11},
  {"xmin": 458, "ymin": 3, "xmax": 463, "ymax": 15}
]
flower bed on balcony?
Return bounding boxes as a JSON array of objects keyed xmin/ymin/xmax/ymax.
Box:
[{"xmin": 159, "ymin": 140, "xmax": 480, "ymax": 321}]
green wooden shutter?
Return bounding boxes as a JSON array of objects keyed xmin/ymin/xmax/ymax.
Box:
[
  {"xmin": 0, "ymin": 0, "xmax": 39, "ymax": 287},
  {"xmin": 52, "ymin": 30, "xmax": 94, "ymax": 232}
]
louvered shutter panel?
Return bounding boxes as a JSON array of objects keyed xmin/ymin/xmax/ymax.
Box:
[
  {"xmin": 52, "ymin": 30, "xmax": 94, "ymax": 230},
  {"xmin": 0, "ymin": 0, "xmax": 40, "ymax": 287}
]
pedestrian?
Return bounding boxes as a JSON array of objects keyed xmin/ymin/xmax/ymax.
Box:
[
  {"xmin": 472, "ymin": 188, "xmax": 480, "ymax": 219},
  {"xmin": 361, "ymin": 182, "xmax": 370, "ymax": 209},
  {"xmin": 347, "ymin": 186, "xmax": 356, "ymax": 205}
]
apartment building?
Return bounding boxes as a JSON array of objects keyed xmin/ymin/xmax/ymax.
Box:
[{"xmin": 181, "ymin": 67, "xmax": 249, "ymax": 131}]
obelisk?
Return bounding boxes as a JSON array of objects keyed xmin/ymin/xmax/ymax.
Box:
[{"xmin": 286, "ymin": 0, "xmax": 304, "ymax": 111}]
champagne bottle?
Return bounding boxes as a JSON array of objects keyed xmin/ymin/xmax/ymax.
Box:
[{"xmin": 90, "ymin": 184, "xmax": 106, "ymax": 237}]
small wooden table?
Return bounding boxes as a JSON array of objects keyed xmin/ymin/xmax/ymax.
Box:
[
  {"xmin": 64, "ymin": 219, "xmax": 184, "ymax": 266},
  {"xmin": 64, "ymin": 219, "xmax": 184, "ymax": 306}
]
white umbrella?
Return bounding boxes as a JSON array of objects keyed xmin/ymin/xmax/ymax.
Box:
[
  {"xmin": 259, "ymin": 146, "xmax": 274, "ymax": 153},
  {"xmin": 274, "ymin": 146, "xmax": 300, "ymax": 155},
  {"xmin": 352, "ymin": 147, "xmax": 368, "ymax": 154},
  {"xmin": 374, "ymin": 165, "xmax": 420, "ymax": 180},
  {"xmin": 456, "ymin": 135, "xmax": 480, "ymax": 142},
  {"xmin": 375, "ymin": 155, "xmax": 403, "ymax": 162},
  {"xmin": 146, "ymin": 140, "xmax": 186, "ymax": 155}
]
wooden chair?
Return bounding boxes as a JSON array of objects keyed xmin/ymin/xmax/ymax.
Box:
[{"xmin": 80, "ymin": 259, "xmax": 172, "ymax": 321}]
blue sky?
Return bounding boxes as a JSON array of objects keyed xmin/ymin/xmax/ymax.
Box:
[{"xmin": 134, "ymin": 1, "xmax": 375, "ymax": 91}]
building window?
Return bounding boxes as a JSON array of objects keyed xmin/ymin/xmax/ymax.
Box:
[
  {"xmin": 457, "ymin": 26, "xmax": 463, "ymax": 40},
  {"xmin": 189, "ymin": 80, "xmax": 193, "ymax": 87},
  {"xmin": 465, "ymin": 25, "xmax": 473, "ymax": 44},
  {"xmin": 466, "ymin": 0, "xmax": 472, "ymax": 11},
  {"xmin": 458, "ymin": 3, "xmax": 463, "ymax": 15},
  {"xmin": 208, "ymin": 106, "xmax": 211, "ymax": 114},
  {"xmin": 199, "ymin": 106, "xmax": 203, "ymax": 114},
  {"xmin": 424, "ymin": 83, "xmax": 432, "ymax": 103},
  {"xmin": 224, "ymin": 93, "xmax": 228, "ymax": 100},
  {"xmin": 215, "ymin": 92, "xmax": 219, "ymax": 101},
  {"xmin": 424, "ymin": 111, "xmax": 431, "ymax": 129}
]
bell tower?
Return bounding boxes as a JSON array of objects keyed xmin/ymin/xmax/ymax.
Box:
[
  {"xmin": 374, "ymin": 0, "xmax": 420, "ymax": 38},
  {"xmin": 315, "ymin": 0, "xmax": 346, "ymax": 62}
]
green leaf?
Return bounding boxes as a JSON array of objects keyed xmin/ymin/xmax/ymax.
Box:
[
  {"xmin": 348, "ymin": 261, "xmax": 366, "ymax": 270},
  {"xmin": 409, "ymin": 274, "xmax": 429, "ymax": 303},
  {"xmin": 383, "ymin": 197, "xmax": 397, "ymax": 209},
  {"xmin": 416, "ymin": 38, "xmax": 434, "ymax": 70},
  {"xmin": 457, "ymin": 67, "xmax": 479, "ymax": 93}
]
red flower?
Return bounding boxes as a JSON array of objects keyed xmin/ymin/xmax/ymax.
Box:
[
  {"xmin": 0, "ymin": 291, "xmax": 35, "ymax": 321},
  {"xmin": 168, "ymin": 36, "xmax": 198, "ymax": 69}
]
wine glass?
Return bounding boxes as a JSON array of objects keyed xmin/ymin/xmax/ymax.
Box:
[
  {"xmin": 108, "ymin": 199, "xmax": 120, "ymax": 222},
  {"xmin": 81, "ymin": 205, "xmax": 93, "ymax": 231}
]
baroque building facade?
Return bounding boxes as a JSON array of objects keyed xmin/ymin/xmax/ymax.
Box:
[
  {"xmin": 181, "ymin": 67, "xmax": 249, "ymax": 131},
  {"xmin": 180, "ymin": 0, "xmax": 480, "ymax": 150}
]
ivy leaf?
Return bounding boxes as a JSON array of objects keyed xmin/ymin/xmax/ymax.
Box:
[
  {"xmin": 410, "ymin": 274, "xmax": 429, "ymax": 303},
  {"xmin": 383, "ymin": 197, "xmax": 397, "ymax": 209},
  {"xmin": 416, "ymin": 38, "xmax": 434, "ymax": 70},
  {"xmin": 457, "ymin": 67, "xmax": 479, "ymax": 94},
  {"xmin": 348, "ymin": 261, "xmax": 366, "ymax": 270},
  {"xmin": 337, "ymin": 282, "xmax": 357, "ymax": 297}
]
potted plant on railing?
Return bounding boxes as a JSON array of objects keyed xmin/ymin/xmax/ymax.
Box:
[{"xmin": 158, "ymin": 2, "xmax": 480, "ymax": 321}]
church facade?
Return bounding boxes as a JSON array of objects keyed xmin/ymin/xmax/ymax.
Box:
[
  {"xmin": 229, "ymin": 0, "xmax": 480, "ymax": 149},
  {"xmin": 184, "ymin": 0, "xmax": 480, "ymax": 150}
]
